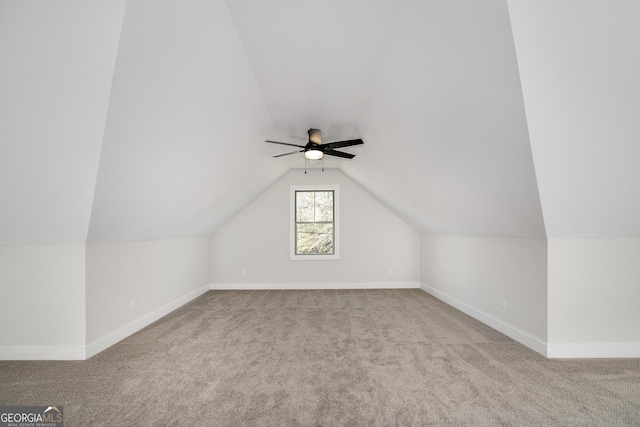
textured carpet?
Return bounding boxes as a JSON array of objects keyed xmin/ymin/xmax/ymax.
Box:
[{"xmin": 1, "ymin": 289, "xmax": 639, "ymax": 426}]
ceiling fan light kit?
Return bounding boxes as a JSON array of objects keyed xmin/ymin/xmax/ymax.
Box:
[
  {"xmin": 266, "ymin": 128, "xmax": 363, "ymax": 163},
  {"xmin": 304, "ymin": 149, "xmax": 324, "ymax": 160}
]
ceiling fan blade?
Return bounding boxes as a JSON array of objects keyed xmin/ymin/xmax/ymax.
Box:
[
  {"xmin": 324, "ymin": 149, "xmax": 356, "ymax": 159},
  {"xmin": 266, "ymin": 140, "xmax": 306, "ymax": 149},
  {"xmin": 322, "ymin": 138, "xmax": 364, "ymax": 150},
  {"xmin": 272, "ymin": 150, "xmax": 304, "ymax": 158}
]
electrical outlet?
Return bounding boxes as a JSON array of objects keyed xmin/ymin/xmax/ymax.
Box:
[
  {"xmin": 387, "ymin": 269, "xmax": 393, "ymax": 276},
  {"xmin": 241, "ymin": 269, "xmax": 247, "ymax": 277},
  {"xmin": 499, "ymin": 297, "xmax": 506, "ymax": 310},
  {"xmin": 130, "ymin": 299, "xmax": 137, "ymax": 311}
]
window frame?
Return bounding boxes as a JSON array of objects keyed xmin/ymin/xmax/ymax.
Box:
[{"xmin": 290, "ymin": 185, "xmax": 340, "ymax": 260}]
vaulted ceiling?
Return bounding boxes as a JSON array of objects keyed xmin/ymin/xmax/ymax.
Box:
[{"xmin": 1, "ymin": 0, "xmax": 638, "ymax": 245}]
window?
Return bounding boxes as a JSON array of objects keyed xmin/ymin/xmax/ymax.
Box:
[
  {"xmin": 290, "ymin": 185, "xmax": 340, "ymax": 260},
  {"xmin": 296, "ymin": 190, "xmax": 334, "ymax": 255}
]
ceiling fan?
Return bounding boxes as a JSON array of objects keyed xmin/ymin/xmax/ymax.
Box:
[{"xmin": 266, "ymin": 129, "xmax": 363, "ymax": 160}]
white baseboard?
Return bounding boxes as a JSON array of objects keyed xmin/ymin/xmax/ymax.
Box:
[
  {"xmin": 420, "ymin": 282, "xmax": 547, "ymax": 357},
  {"xmin": 0, "ymin": 346, "xmax": 86, "ymax": 361},
  {"xmin": 8, "ymin": 282, "xmax": 636, "ymax": 361},
  {"xmin": 85, "ymin": 284, "xmax": 209, "ymax": 359},
  {"xmin": 419, "ymin": 283, "xmax": 640, "ymax": 359},
  {"xmin": 210, "ymin": 282, "xmax": 420, "ymax": 290},
  {"xmin": 547, "ymin": 343, "xmax": 640, "ymax": 358}
]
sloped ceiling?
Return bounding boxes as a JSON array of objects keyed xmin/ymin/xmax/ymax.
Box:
[
  {"xmin": 509, "ymin": 0, "xmax": 640, "ymax": 238},
  {"xmin": 9, "ymin": 0, "xmax": 635, "ymax": 245},
  {"xmin": 88, "ymin": 0, "xmax": 545, "ymax": 243},
  {"xmin": 0, "ymin": 0, "xmax": 126, "ymax": 244},
  {"xmin": 87, "ymin": 0, "xmax": 282, "ymax": 243},
  {"xmin": 343, "ymin": 0, "xmax": 544, "ymax": 238},
  {"xmin": 225, "ymin": 0, "xmax": 401, "ymax": 132}
]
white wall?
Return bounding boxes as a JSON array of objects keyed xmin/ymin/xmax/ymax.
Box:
[
  {"xmin": 211, "ymin": 169, "xmax": 420, "ymax": 287},
  {"xmin": 421, "ymin": 236, "xmax": 547, "ymax": 354},
  {"xmin": 0, "ymin": 245, "xmax": 86, "ymax": 359},
  {"xmin": 548, "ymin": 238, "xmax": 640, "ymax": 357},
  {"xmin": 508, "ymin": 0, "xmax": 640, "ymax": 358},
  {"xmin": 86, "ymin": 238, "xmax": 210, "ymax": 356}
]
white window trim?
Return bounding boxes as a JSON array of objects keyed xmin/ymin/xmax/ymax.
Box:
[{"xmin": 290, "ymin": 185, "xmax": 340, "ymax": 260}]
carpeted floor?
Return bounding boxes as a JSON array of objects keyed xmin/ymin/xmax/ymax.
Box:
[{"xmin": 1, "ymin": 289, "xmax": 639, "ymax": 426}]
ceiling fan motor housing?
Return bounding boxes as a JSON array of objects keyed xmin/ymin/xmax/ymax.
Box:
[{"xmin": 308, "ymin": 128, "xmax": 322, "ymax": 146}]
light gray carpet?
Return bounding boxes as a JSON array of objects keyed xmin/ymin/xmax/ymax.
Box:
[{"xmin": 1, "ymin": 289, "xmax": 639, "ymax": 426}]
